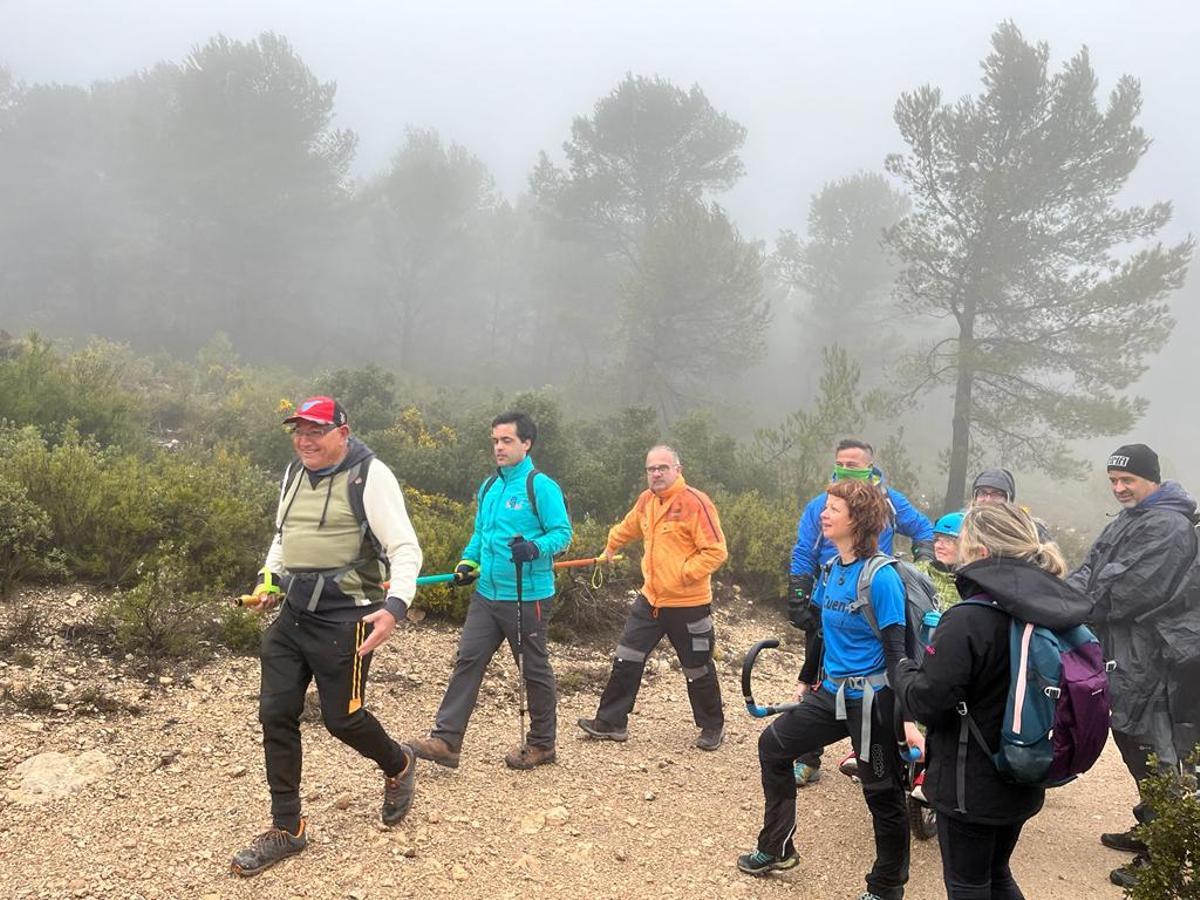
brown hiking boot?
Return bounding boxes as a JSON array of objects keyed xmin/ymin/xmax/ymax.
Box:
[
  {"xmin": 410, "ymin": 735, "xmax": 460, "ymax": 769},
  {"xmin": 505, "ymin": 743, "xmax": 556, "ymax": 770}
]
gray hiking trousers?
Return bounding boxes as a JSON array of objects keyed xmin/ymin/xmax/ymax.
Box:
[{"xmin": 431, "ymin": 592, "xmax": 556, "ymax": 751}]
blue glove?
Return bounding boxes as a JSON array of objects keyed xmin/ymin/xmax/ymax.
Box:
[{"xmin": 509, "ymin": 536, "xmax": 540, "ymax": 564}]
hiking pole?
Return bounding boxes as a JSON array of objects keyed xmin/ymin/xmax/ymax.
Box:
[
  {"xmin": 552, "ymin": 554, "xmax": 625, "ymax": 569},
  {"xmin": 512, "ymin": 538, "xmax": 528, "ymax": 749},
  {"xmin": 239, "ymin": 572, "xmax": 458, "ymax": 606},
  {"xmin": 742, "ymin": 639, "xmax": 803, "ymax": 718}
]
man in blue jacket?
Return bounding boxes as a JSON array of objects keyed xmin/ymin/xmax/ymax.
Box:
[
  {"xmin": 410, "ymin": 411, "xmax": 573, "ymax": 770},
  {"xmin": 787, "ymin": 438, "xmax": 934, "ymax": 785}
]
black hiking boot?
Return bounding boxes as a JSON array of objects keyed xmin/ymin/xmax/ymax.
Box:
[
  {"xmin": 695, "ymin": 727, "xmax": 724, "ymax": 751},
  {"xmin": 1109, "ymin": 855, "xmax": 1150, "ymax": 888},
  {"xmin": 230, "ymin": 820, "xmax": 308, "ymax": 877},
  {"xmin": 577, "ymin": 717, "xmax": 628, "ymax": 742},
  {"xmin": 1100, "ymin": 827, "xmax": 1148, "ymax": 854},
  {"xmin": 382, "ymin": 745, "xmax": 416, "ymax": 826},
  {"xmin": 736, "ymin": 848, "xmax": 799, "ymax": 876}
]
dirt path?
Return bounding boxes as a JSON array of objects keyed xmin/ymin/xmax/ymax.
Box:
[{"xmin": 0, "ymin": 590, "xmax": 1137, "ymax": 899}]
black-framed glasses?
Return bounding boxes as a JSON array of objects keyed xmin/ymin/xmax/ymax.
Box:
[
  {"xmin": 645, "ymin": 464, "xmax": 676, "ymax": 474},
  {"xmin": 290, "ymin": 424, "xmax": 336, "ymax": 439}
]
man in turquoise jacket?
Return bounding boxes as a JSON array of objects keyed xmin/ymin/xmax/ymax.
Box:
[{"xmin": 411, "ymin": 411, "xmax": 572, "ymax": 770}]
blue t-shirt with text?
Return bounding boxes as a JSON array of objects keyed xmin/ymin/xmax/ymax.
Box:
[{"xmin": 812, "ymin": 557, "xmax": 905, "ymax": 698}]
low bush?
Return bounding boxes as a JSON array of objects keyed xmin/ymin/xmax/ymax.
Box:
[
  {"xmin": 404, "ymin": 488, "xmax": 475, "ymax": 620},
  {"xmin": 0, "ymin": 478, "xmax": 64, "ymax": 598},
  {"xmin": 714, "ymin": 489, "xmax": 796, "ymax": 600},
  {"xmin": 0, "ymin": 426, "xmax": 274, "ymax": 588},
  {"xmin": 101, "ymin": 545, "xmax": 224, "ymax": 665},
  {"xmin": 1125, "ymin": 748, "xmax": 1200, "ymax": 898}
]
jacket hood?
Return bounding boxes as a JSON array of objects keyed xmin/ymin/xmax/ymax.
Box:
[
  {"xmin": 1138, "ymin": 480, "xmax": 1199, "ymax": 521},
  {"xmin": 972, "ymin": 468, "xmax": 1016, "ymax": 501},
  {"xmin": 336, "ymin": 437, "xmax": 375, "ymax": 474},
  {"xmin": 956, "ymin": 557, "xmax": 1094, "ymax": 629}
]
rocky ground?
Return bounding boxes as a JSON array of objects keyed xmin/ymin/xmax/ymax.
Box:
[{"xmin": 0, "ymin": 585, "xmax": 1138, "ymax": 899}]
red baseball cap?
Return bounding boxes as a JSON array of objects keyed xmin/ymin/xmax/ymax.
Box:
[{"xmin": 283, "ymin": 396, "xmax": 348, "ymax": 427}]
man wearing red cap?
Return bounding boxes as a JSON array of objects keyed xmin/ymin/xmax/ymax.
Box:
[{"xmin": 230, "ymin": 396, "xmax": 424, "ymax": 876}]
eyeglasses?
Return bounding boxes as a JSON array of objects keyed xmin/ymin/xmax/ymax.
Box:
[
  {"xmin": 290, "ymin": 424, "xmax": 336, "ymax": 440},
  {"xmin": 645, "ymin": 464, "xmax": 677, "ymax": 474},
  {"xmin": 974, "ymin": 488, "xmax": 1008, "ymax": 501}
]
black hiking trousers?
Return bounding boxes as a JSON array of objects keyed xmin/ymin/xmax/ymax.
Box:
[
  {"xmin": 594, "ymin": 595, "xmax": 723, "ymax": 732},
  {"xmin": 936, "ymin": 814, "xmax": 1026, "ymax": 899},
  {"xmin": 259, "ymin": 606, "xmax": 408, "ymax": 829},
  {"xmin": 757, "ymin": 685, "xmax": 909, "ymax": 900}
]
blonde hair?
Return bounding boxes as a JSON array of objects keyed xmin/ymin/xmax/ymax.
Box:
[{"xmin": 959, "ymin": 502, "xmax": 1066, "ymax": 577}]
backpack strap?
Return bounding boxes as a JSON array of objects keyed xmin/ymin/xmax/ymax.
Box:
[
  {"xmin": 526, "ymin": 468, "xmax": 542, "ymax": 524},
  {"xmin": 481, "ymin": 474, "xmax": 499, "ymax": 502},
  {"xmin": 276, "ymin": 460, "xmax": 305, "ymax": 537},
  {"xmin": 950, "ymin": 596, "xmax": 1006, "ymax": 814},
  {"xmin": 954, "ymin": 700, "xmax": 997, "ymax": 815},
  {"xmin": 850, "ymin": 553, "xmax": 896, "ymax": 640},
  {"xmin": 836, "ymin": 554, "xmax": 896, "ymax": 764},
  {"xmin": 345, "ymin": 459, "xmax": 383, "ymax": 561}
]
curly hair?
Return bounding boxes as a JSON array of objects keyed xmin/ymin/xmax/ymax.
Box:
[{"xmin": 825, "ymin": 480, "xmax": 890, "ymax": 560}]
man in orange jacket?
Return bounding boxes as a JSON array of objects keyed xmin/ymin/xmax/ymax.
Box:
[{"xmin": 578, "ymin": 445, "xmax": 729, "ymax": 750}]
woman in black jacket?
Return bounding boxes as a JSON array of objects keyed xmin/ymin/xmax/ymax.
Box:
[{"xmin": 891, "ymin": 502, "xmax": 1093, "ymax": 900}]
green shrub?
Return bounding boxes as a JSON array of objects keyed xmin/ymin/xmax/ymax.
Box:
[
  {"xmin": 0, "ymin": 334, "xmax": 145, "ymax": 448},
  {"xmin": 0, "ymin": 478, "xmax": 64, "ymax": 598},
  {"xmin": 219, "ymin": 606, "xmax": 264, "ymax": 655},
  {"xmin": 101, "ymin": 545, "xmax": 222, "ymax": 665},
  {"xmin": 714, "ymin": 489, "xmax": 795, "ymax": 600},
  {"xmin": 1125, "ymin": 749, "xmax": 1200, "ymax": 899},
  {"xmin": 0, "ymin": 426, "xmax": 274, "ymax": 588},
  {"xmin": 404, "ymin": 488, "xmax": 475, "ymax": 620}
]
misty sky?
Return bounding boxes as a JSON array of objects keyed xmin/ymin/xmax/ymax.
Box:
[{"xmin": 4, "ymin": 0, "xmax": 1199, "ymax": 479}]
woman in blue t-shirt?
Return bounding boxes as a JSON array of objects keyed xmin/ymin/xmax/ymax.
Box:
[{"xmin": 737, "ymin": 479, "xmax": 922, "ymax": 900}]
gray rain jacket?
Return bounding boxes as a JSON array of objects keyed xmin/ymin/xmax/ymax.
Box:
[{"xmin": 1068, "ymin": 481, "xmax": 1199, "ymax": 735}]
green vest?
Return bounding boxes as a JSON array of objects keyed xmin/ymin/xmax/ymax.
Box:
[{"xmin": 279, "ymin": 466, "xmax": 385, "ymax": 605}]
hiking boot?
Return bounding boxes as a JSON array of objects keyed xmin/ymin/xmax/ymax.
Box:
[
  {"xmin": 1100, "ymin": 827, "xmax": 1148, "ymax": 854},
  {"xmin": 505, "ymin": 743, "xmax": 556, "ymax": 770},
  {"xmin": 695, "ymin": 727, "xmax": 724, "ymax": 751},
  {"xmin": 230, "ymin": 820, "xmax": 308, "ymax": 877},
  {"xmin": 793, "ymin": 760, "xmax": 822, "ymax": 786},
  {"xmin": 382, "ymin": 745, "xmax": 416, "ymax": 826},
  {"xmin": 410, "ymin": 734, "xmax": 460, "ymax": 769},
  {"xmin": 736, "ymin": 848, "xmax": 799, "ymax": 876},
  {"xmin": 1109, "ymin": 855, "xmax": 1150, "ymax": 888},
  {"xmin": 577, "ymin": 717, "xmax": 629, "ymax": 742}
]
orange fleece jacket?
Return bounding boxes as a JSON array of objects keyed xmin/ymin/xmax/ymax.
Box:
[{"xmin": 605, "ymin": 475, "xmax": 728, "ymax": 608}]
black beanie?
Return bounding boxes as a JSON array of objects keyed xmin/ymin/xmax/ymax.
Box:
[{"xmin": 1107, "ymin": 444, "xmax": 1160, "ymax": 483}]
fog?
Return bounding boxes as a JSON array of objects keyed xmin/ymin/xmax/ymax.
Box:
[{"xmin": 2, "ymin": 0, "xmax": 1198, "ymax": 508}]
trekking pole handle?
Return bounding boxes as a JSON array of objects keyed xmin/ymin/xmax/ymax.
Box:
[
  {"xmin": 415, "ymin": 573, "xmax": 456, "ymax": 585},
  {"xmin": 741, "ymin": 638, "xmax": 802, "ymax": 718}
]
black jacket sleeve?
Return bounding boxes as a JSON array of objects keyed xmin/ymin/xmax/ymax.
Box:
[
  {"xmin": 798, "ymin": 630, "xmax": 823, "ymax": 685},
  {"xmin": 891, "ymin": 608, "xmax": 978, "ymax": 724},
  {"xmin": 1096, "ymin": 516, "xmax": 1196, "ymax": 624},
  {"xmin": 880, "ymin": 623, "xmax": 910, "ymax": 719}
]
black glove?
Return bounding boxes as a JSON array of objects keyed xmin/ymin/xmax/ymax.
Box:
[
  {"xmin": 453, "ymin": 560, "xmax": 480, "ymax": 586},
  {"xmin": 788, "ymin": 573, "xmax": 818, "ymax": 631},
  {"xmin": 509, "ymin": 536, "xmax": 540, "ymax": 564}
]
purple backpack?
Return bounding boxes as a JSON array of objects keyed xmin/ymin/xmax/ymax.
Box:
[{"xmin": 955, "ymin": 599, "xmax": 1110, "ymax": 811}]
